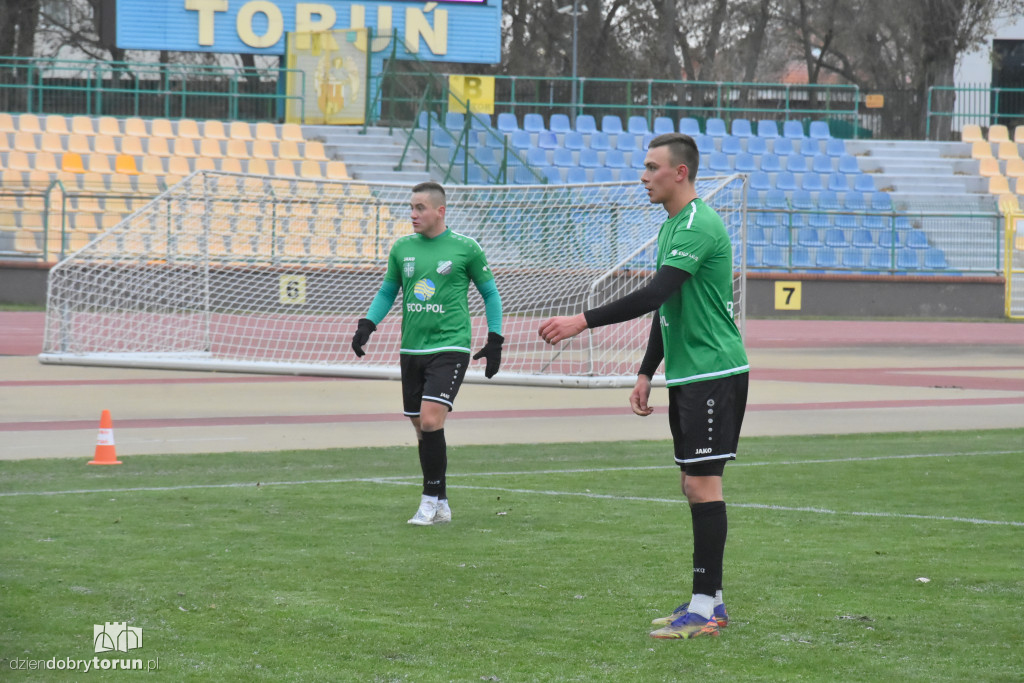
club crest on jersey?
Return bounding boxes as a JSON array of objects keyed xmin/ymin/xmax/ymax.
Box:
[
  {"xmin": 413, "ymin": 278, "xmax": 436, "ymax": 301},
  {"xmin": 436, "ymin": 260, "xmax": 452, "ymax": 275},
  {"xmin": 403, "ymin": 257, "xmax": 415, "ymax": 278}
]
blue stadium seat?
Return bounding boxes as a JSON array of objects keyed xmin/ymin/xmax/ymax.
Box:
[
  {"xmin": 895, "ymin": 216, "xmax": 913, "ymax": 231},
  {"xmin": 834, "ymin": 214, "xmax": 859, "ymax": 230},
  {"xmin": 735, "ymin": 153, "xmax": 757, "ymax": 173},
  {"xmin": 812, "ymin": 154, "xmax": 834, "ymax": 174},
  {"xmin": 523, "ymin": 113, "xmax": 546, "ymax": 133},
  {"xmin": 786, "ymin": 154, "xmax": 808, "ymax": 173},
  {"xmin": 760, "ymin": 153, "xmax": 782, "ymax": 172},
  {"xmin": 466, "ymin": 164, "xmax": 487, "ymax": 184},
  {"xmin": 871, "ymin": 192, "xmax": 893, "ymax": 211},
  {"xmin": 510, "ymin": 130, "xmax": 531, "ymax": 150},
  {"xmin": 815, "ymin": 247, "xmax": 840, "ymax": 268},
  {"xmin": 906, "ymin": 230, "xmax": 929, "ymax": 249},
  {"xmin": 749, "ymin": 171, "xmax": 772, "ymax": 191},
  {"xmin": 798, "ymin": 227, "xmax": 823, "ymax": 247},
  {"xmin": 842, "ymin": 249, "xmax": 867, "ymax": 269},
  {"xmin": 542, "ymin": 165, "xmax": 563, "ymax": 183},
  {"xmin": 897, "ymin": 248, "xmax": 920, "ymax": 270},
  {"xmin": 799, "ymin": 138, "xmax": 820, "ymax": 156},
  {"xmin": 924, "ymin": 247, "xmax": 948, "ymax": 269},
  {"xmin": 789, "ymin": 212, "xmax": 809, "ymax": 228},
  {"xmin": 418, "ymin": 111, "xmax": 440, "ymax": 128},
  {"xmin": 628, "ymin": 116, "xmax": 649, "ymax": 135},
  {"xmin": 706, "ymin": 118, "xmax": 728, "ymax": 137},
  {"xmin": 747, "ymin": 189, "xmax": 764, "ymax": 208},
  {"xmin": 792, "ymin": 247, "xmax": 815, "ymax": 269},
  {"xmin": 549, "ymin": 113, "xmax": 572, "ymax": 134},
  {"xmin": 745, "ymin": 244, "xmax": 760, "ymax": 266},
  {"xmin": 838, "ymin": 154, "xmax": 860, "ymax": 174},
  {"xmin": 694, "ymin": 134, "xmax": 716, "ymax": 155},
  {"xmin": 869, "ymin": 248, "xmax": 893, "ymax": 269},
  {"xmin": 470, "ymin": 113, "xmax": 492, "ymax": 130},
  {"xmin": 526, "ymin": 147, "xmax": 548, "ymax": 166},
  {"xmin": 825, "ymin": 138, "xmax": 846, "ymax": 156},
  {"xmin": 653, "ymin": 116, "xmax": 675, "ymax": 134},
  {"xmin": 878, "ymin": 230, "xmax": 900, "ymax": 249},
  {"xmin": 824, "ymin": 227, "xmax": 849, "ymax": 247},
  {"xmin": 575, "ymin": 114, "xmax": 597, "ymax": 134},
  {"xmin": 497, "ymin": 112, "xmax": 519, "ymax": 133},
  {"xmin": 771, "ymin": 138, "xmax": 794, "ymax": 157},
  {"xmin": 537, "ymin": 131, "xmax": 559, "ymax": 149},
  {"xmin": 630, "ymin": 150, "xmax": 646, "ymax": 169},
  {"xmin": 817, "ymin": 190, "xmax": 841, "ymax": 210},
  {"xmin": 445, "ymin": 111, "xmax": 465, "ymax": 130},
  {"xmin": 783, "ymin": 120, "xmax": 805, "ymax": 139},
  {"xmin": 680, "ymin": 117, "xmax": 701, "ymax": 135},
  {"xmin": 761, "ymin": 245, "xmax": 788, "ymax": 268},
  {"xmin": 593, "ymin": 167, "xmax": 616, "ymax": 182},
  {"xmin": 474, "ymin": 147, "xmax": 498, "ymax": 165},
  {"xmin": 844, "ymin": 191, "xmax": 867, "ymax": 210},
  {"xmin": 579, "ymin": 149, "xmax": 601, "ymax": 168},
  {"xmin": 791, "ymin": 189, "xmax": 814, "ymax": 210},
  {"xmin": 808, "ymin": 213, "xmax": 831, "ymax": 229},
  {"xmin": 432, "ymin": 128, "xmax": 454, "ymax": 147},
  {"xmin": 564, "ymin": 130, "xmax": 585, "ymax": 150},
  {"xmin": 605, "ymin": 149, "xmax": 627, "ymax": 168},
  {"xmin": 449, "ymin": 146, "xmax": 467, "ymax": 163},
  {"xmin": 721, "ymin": 136, "xmax": 743, "ymax": 155},
  {"xmin": 566, "ymin": 166, "xmax": 588, "ymax": 183},
  {"xmin": 801, "ymin": 173, "xmax": 824, "ymax": 192},
  {"xmin": 731, "ymin": 118, "xmax": 753, "ymax": 138},
  {"xmin": 809, "ymin": 120, "xmax": 832, "ymax": 139},
  {"xmin": 708, "ymin": 152, "xmax": 731, "ymax": 173},
  {"xmin": 776, "ymin": 172, "xmax": 798, "ymax": 191},
  {"xmin": 853, "ymin": 174, "xmax": 876, "ymax": 192},
  {"xmin": 748, "ymin": 226, "xmax": 769, "ymax": 246},
  {"xmin": 483, "ymin": 133, "xmax": 505, "ymax": 149},
  {"xmin": 616, "ymin": 133, "xmax": 639, "ymax": 151},
  {"xmin": 589, "ymin": 132, "xmax": 611, "ymax": 150},
  {"xmin": 827, "ymin": 172, "xmax": 850, "ymax": 191},
  {"xmin": 770, "ymin": 223, "xmax": 792, "ymax": 244},
  {"xmin": 553, "ymin": 148, "xmax": 575, "ymax": 167},
  {"xmin": 601, "ymin": 115, "xmax": 624, "ymax": 134},
  {"xmin": 862, "ymin": 215, "xmax": 887, "ymax": 230},
  {"xmin": 746, "ymin": 137, "xmax": 768, "ymax": 155},
  {"xmin": 513, "ymin": 166, "xmax": 539, "ymax": 184},
  {"xmin": 757, "ymin": 120, "xmax": 780, "ymax": 138},
  {"xmin": 851, "ymin": 229, "xmax": 876, "ymax": 248},
  {"xmin": 764, "ymin": 189, "xmax": 789, "ymax": 209}
]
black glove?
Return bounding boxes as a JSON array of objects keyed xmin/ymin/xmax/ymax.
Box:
[
  {"xmin": 472, "ymin": 331, "xmax": 504, "ymax": 379},
  {"xmin": 351, "ymin": 318, "xmax": 376, "ymax": 357}
]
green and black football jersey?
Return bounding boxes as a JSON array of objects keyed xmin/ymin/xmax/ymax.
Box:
[
  {"xmin": 656, "ymin": 198, "xmax": 749, "ymax": 385},
  {"xmin": 383, "ymin": 229, "xmax": 494, "ymax": 354}
]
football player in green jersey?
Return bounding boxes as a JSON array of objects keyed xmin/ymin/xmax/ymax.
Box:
[
  {"xmin": 352, "ymin": 182, "xmax": 504, "ymax": 526},
  {"xmin": 539, "ymin": 133, "xmax": 748, "ymax": 639}
]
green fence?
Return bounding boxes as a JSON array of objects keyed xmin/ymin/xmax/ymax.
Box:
[
  {"xmin": 0, "ymin": 57, "xmax": 305, "ymax": 122},
  {"xmin": 927, "ymin": 84, "xmax": 1024, "ymax": 140}
]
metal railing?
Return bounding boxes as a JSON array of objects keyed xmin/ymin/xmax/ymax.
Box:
[{"xmin": 926, "ymin": 84, "xmax": 1024, "ymax": 140}]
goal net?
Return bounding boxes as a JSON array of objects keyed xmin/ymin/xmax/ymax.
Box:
[{"xmin": 40, "ymin": 171, "xmax": 747, "ymax": 387}]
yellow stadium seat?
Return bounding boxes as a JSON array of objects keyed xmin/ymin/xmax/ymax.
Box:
[
  {"xmin": 14, "ymin": 230, "xmax": 41, "ymax": 254},
  {"xmin": 1015, "ymin": 177, "xmax": 1024, "ymax": 195},
  {"xmin": 299, "ymin": 160, "xmax": 323, "ymax": 179},
  {"xmin": 278, "ymin": 140, "xmax": 302, "ymax": 160},
  {"xmin": 1005, "ymin": 158, "xmax": 1024, "ymax": 179},
  {"xmin": 151, "ymin": 118, "xmax": 175, "ymax": 138},
  {"xmin": 140, "ymin": 155, "xmax": 165, "ymax": 175},
  {"xmin": 199, "ymin": 138, "xmax": 223, "ymax": 158},
  {"xmin": 173, "ymin": 138, "xmax": 198, "ymax": 158},
  {"xmin": 229, "ymin": 121, "xmax": 254, "ymax": 140},
  {"xmin": 80, "ymin": 172, "xmax": 109, "ymax": 192},
  {"xmin": 177, "ymin": 119, "xmax": 202, "ymax": 139},
  {"xmin": 0, "ymin": 112, "xmax": 15, "ymax": 132},
  {"xmin": 971, "ymin": 141, "xmax": 994, "ymax": 159},
  {"xmin": 326, "ymin": 160, "xmax": 349, "ymax": 179},
  {"xmin": 120, "ymin": 136, "xmax": 145, "ymax": 156},
  {"xmin": 44, "ymin": 115, "xmax": 69, "ymax": 134},
  {"xmin": 134, "ymin": 173, "xmax": 163, "ymax": 193},
  {"xmin": 147, "ymin": 137, "xmax": 171, "ymax": 157},
  {"xmin": 39, "ymin": 132, "xmax": 63, "ymax": 153},
  {"xmin": 93, "ymin": 135, "xmax": 118, "ymax": 156},
  {"xmin": 203, "ymin": 120, "xmax": 227, "ymax": 139},
  {"xmin": 988, "ymin": 125, "xmax": 1010, "ymax": 143},
  {"xmin": 988, "ymin": 174, "xmax": 1010, "ymax": 195},
  {"xmin": 997, "ymin": 141, "xmax": 1021, "ymax": 161},
  {"xmin": 304, "ymin": 141, "xmax": 328, "ymax": 161},
  {"xmin": 255, "ymin": 122, "xmax": 278, "ymax": 141},
  {"xmin": 978, "ymin": 157, "xmax": 1001, "ymax": 177},
  {"xmin": 167, "ymin": 156, "xmax": 191, "ymax": 177},
  {"xmin": 97, "ymin": 117, "xmax": 121, "ymax": 136},
  {"xmin": 34, "ymin": 151, "xmax": 59, "ymax": 173},
  {"xmin": 281, "ymin": 234, "xmax": 308, "ymax": 257},
  {"xmin": 219, "ymin": 157, "xmax": 243, "ymax": 174},
  {"xmin": 281, "ymin": 123, "xmax": 303, "ymax": 141},
  {"xmin": 115, "ymin": 154, "xmax": 140, "ymax": 175},
  {"xmin": 87, "ymin": 154, "xmax": 113, "ymax": 174},
  {"xmin": 193, "ymin": 156, "xmax": 216, "ymax": 172},
  {"xmin": 124, "ymin": 117, "xmax": 148, "ymax": 137},
  {"xmin": 1015, "ymin": 125, "xmax": 1024, "ymax": 144},
  {"xmin": 252, "ymin": 139, "xmax": 275, "ymax": 160},
  {"xmin": 6, "ymin": 150, "xmax": 31, "ymax": 171},
  {"xmin": 60, "ymin": 152, "xmax": 85, "ymax": 174},
  {"xmin": 17, "ymin": 114, "xmax": 41, "ymax": 133},
  {"xmin": 12, "ymin": 131, "xmax": 37, "ymax": 151},
  {"xmin": 272, "ymin": 159, "xmax": 296, "ymax": 177},
  {"xmin": 225, "ymin": 139, "xmax": 249, "ymax": 159},
  {"xmin": 66, "ymin": 134, "xmax": 92, "ymax": 155},
  {"xmin": 247, "ymin": 158, "xmax": 270, "ymax": 175},
  {"xmin": 71, "ymin": 116, "xmax": 95, "ymax": 136},
  {"xmin": 997, "ymin": 193, "xmax": 1019, "ymax": 211},
  {"xmin": 960, "ymin": 124, "xmax": 983, "ymax": 143}
]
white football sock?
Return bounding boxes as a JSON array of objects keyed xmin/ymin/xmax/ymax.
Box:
[
  {"xmin": 714, "ymin": 590, "xmax": 724, "ymax": 607},
  {"xmin": 688, "ymin": 593, "xmax": 715, "ymax": 620}
]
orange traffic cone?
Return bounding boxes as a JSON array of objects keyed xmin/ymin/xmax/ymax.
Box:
[{"xmin": 88, "ymin": 410, "xmax": 122, "ymax": 465}]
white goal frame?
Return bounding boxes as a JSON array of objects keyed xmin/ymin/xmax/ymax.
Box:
[{"xmin": 40, "ymin": 171, "xmax": 748, "ymax": 387}]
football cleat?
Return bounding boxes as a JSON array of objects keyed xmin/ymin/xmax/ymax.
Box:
[
  {"xmin": 649, "ymin": 612, "xmax": 721, "ymax": 639},
  {"xmin": 407, "ymin": 499, "xmax": 437, "ymax": 526},
  {"xmin": 651, "ymin": 602, "xmax": 728, "ymax": 627},
  {"xmin": 434, "ymin": 499, "xmax": 452, "ymax": 524}
]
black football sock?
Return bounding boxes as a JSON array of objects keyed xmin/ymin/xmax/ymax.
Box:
[
  {"xmin": 691, "ymin": 501, "xmax": 727, "ymax": 598},
  {"xmin": 420, "ymin": 428, "xmax": 447, "ymax": 499}
]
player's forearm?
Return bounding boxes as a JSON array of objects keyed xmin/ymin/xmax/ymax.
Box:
[
  {"xmin": 583, "ymin": 266, "xmax": 690, "ymax": 329},
  {"xmin": 365, "ymin": 280, "xmax": 400, "ymax": 325},
  {"xmin": 637, "ymin": 313, "xmax": 664, "ymax": 378},
  {"xmin": 475, "ymin": 279, "xmax": 503, "ymax": 335}
]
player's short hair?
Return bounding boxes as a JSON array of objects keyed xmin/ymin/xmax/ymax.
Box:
[
  {"xmin": 648, "ymin": 133, "xmax": 699, "ymax": 182},
  {"xmin": 412, "ymin": 181, "xmax": 447, "ymax": 207}
]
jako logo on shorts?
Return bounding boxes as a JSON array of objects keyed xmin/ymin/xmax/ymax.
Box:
[{"xmin": 413, "ymin": 278, "xmax": 436, "ymax": 301}]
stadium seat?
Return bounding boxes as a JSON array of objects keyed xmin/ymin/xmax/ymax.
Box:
[
  {"xmin": 542, "ymin": 165, "xmax": 563, "ymax": 183},
  {"xmin": 552, "ymin": 148, "xmax": 575, "ymax": 167},
  {"xmin": 616, "ymin": 133, "xmax": 639, "ymax": 151},
  {"xmin": 773, "ymin": 138, "xmax": 795, "ymax": 156},
  {"xmin": 843, "ymin": 192, "xmax": 866, "ymax": 211},
  {"xmin": 549, "ymin": 113, "xmax": 571, "ymax": 134},
  {"xmin": 735, "ymin": 153, "xmax": 757, "ymax": 173},
  {"xmin": 868, "ymin": 248, "xmax": 893, "ymax": 269},
  {"xmin": 1005, "ymin": 157, "xmax": 1024, "ymax": 178},
  {"xmin": 589, "ymin": 132, "xmax": 611, "ymax": 151},
  {"xmin": 816, "ymin": 247, "xmax": 840, "ymax": 268},
  {"xmin": 513, "ymin": 166, "xmax": 540, "ymax": 184},
  {"xmin": 679, "ymin": 118, "xmax": 701, "ymax": 136},
  {"xmin": 824, "ymin": 227, "xmax": 849, "ymax": 247},
  {"xmin": 523, "ymin": 113, "xmax": 545, "ymax": 133},
  {"xmin": 694, "ymin": 135, "xmax": 715, "ymax": 155},
  {"xmin": 798, "ymin": 227, "xmax": 823, "ymax": 247},
  {"xmin": 747, "ymin": 226, "xmax": 768, "ymax": 246},
  {"xmin": 988, "ymin": 125, "xmax": 1010, "ymax": 143},
  {"xmin": 786, "ymin": 154, "xmax": 808, "ymax": 173},
  {"xmin": 565, "ymin": 166, "xmax": 588, "ymax": 183},
  {"xmin": 808, "ymin": 213, "xmax": 831, "ymax": 229},
  {"xmin": 721, "ymin": 136, "xmax": 743, "ymax": 155},
  {"xmin": 977, "ymin": 157, "xmax": 1001, "ymax": 178},
  {"xmin": 878, "ymin": 230, "xmax": 900, "ymax": 249},
  {"xmin": 445, "ymin": 111, "xmax": 465, "ymax": 130},
  {"xmin": 593, "ymin": 167, "xmax": 615, "ymax": 182},
  {"xmin": 708, "ymin": 152, "xmax": 731, "ymax": 173},
  {"xmin": 825, "ymin": 138, "xmax": 846, "ymax": 156},
  {"xmin": 564, "ymin": 131, "xmax": 585, "ymax": 150},
  {"xmin": 746, "ymin": 137, "xmax": 768, "ymax": 155},
  {"xmin": 799, "ymin": 138, "xmax": 819, "ymax": 156},
  {"xmin": 801, "ymin": 174, "xmax": 823, "ymax": 192},
  {"xmin": 653, "ymin": 117, "xmax": 675, "ymax": 134},
  {"xmin": 970, "ymin": 140, "xmax": 994, "ymax": 159},
  {"xmin": 605, "ymin": 149, "xmax": 627, "ymax": 168},
  {"xmin": 749, "ymin": 171, "xmax": 772, "ymax": 191},
  {"xmin": 761, "ymin": 245, "xmax": 788, "ymax": 268},
  {"xmin": 537, "ymin": 131, "xmax": 559, "ymax": 149},
  {"xmin": 0, "ymin": 112, "xmax": 15, "ymax": 133},
  {"xmin": 575, "ymin": 114, "xmax": 597, "ymax": 134},
  {"xmin": 757, "ymin": 120, "xmax": 779, "ymax": 138},
  {"xmin": 630, "ymin": 150, "xmax": 646, "ymax": 169},
  {"xmin": 924, "ymin": 247, "xmax": 948, "ymax": 269},
  {"xmin": 827, "ymin": 172, "xmax": 850, "ymax": 191},
  {"xmin": 526, "ymin": 148, "xmax": 548, "ymax": 166},
  {"xmin": 842, "ymin": 248, "xmax": 866, "ymax": 269},
  {"xmin": 579, "ymin": 149, "xmax": 601, "ymax": 168},
  {"xmin": 759, "ymin": 153, "xmax": 782, "ymax": 173},
  {"xmin": 705, "ymin": 118, "xmax": 727, "ymax": 137},
  {"xmin": 791, "ymin": 247, "xmax": 815, "ymax": 269},
  {"xmin": 862, "ymin": 215, "xmax": 887, "ymax": 230},
  {"xmin": 601, "ymin": 115, "xmax": 624, "ymax": 134},
  {"xmin": 812, "ymin": 154, "xmax": 834, "ymax": 174},
  {"xmin": 853, "ymin": 174, "xmax": 876, "ymax": 192},
  {"xmin": 627, "ymin": 116, "xmax": 649, "ymax": 135},
  {"xmin": 960, "ymin": 124, "xmax": 984, "ymax": 143},
  {"xmin": 731, "ymin": 119, "xmax": 753, "ymax": 138},
  {"xmin": 808, "ymin": 120, "xmax": 832, "ymax": 139},
  {"xmin": 906, "ymin": 230, "xmax": 929, "ymax": 249},
  {"xmin": 791, "ymin": 189, "xmax": 814, "ymax": 210},
  {"xmin": 783, "ymin": 120, "xmax": 805, "ymax": 139},
  {"xmin": 997, "ymin": 141, "xmax": 1021, "ymax": 161},
  {"xmin": 836, "ymin": 154, "xmax": 860, "ymax": 175},
  {"xmin": 776, "ymin": 172, "xmax": 797, "ymax": 191},
  {"xmin": 871, "ymin": 192, "xmax": 893, "ymax": 211},
  {"xmin": 510, "ymin": 130, "xmax": 531, "ymax": 150},
  {"xmin": 497, "ymin": 112, "xmax": 519, "ymax": 133},
  {"xmin": 897, "ymin": 248, "xmax": 920, "ymax": 269}
]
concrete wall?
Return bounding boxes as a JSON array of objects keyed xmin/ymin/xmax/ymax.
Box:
[{"xmin": 0, "ymin": 263, "xmax": 50, "ymax": 306}]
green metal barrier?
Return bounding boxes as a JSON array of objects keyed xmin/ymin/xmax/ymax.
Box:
[{"xmin": 926, "ymin": 85, "xmax": 1024, "ymax": 140}]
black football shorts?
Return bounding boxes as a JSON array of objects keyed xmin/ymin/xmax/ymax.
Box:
[
  {"xmin": 400, "ymin": 351, "xmax": 471, "ymax": 416},
  {"xmin": 667, "ymin": 372, "xmax": 749, "ymax": 475}
]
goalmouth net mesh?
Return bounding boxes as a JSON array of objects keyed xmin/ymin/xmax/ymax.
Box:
[{"xmin": 40, "ymin": 172, "xmax": 747, "ymax": 387}]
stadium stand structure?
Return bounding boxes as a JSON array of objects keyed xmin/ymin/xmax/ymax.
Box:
[{"xmin": 0, "ymin": 114, "xmax": 348, "ymax": 260}]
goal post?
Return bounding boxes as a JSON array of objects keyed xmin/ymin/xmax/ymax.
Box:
[{"xmin": 40, "ymin": 171, "xmax": 748, "ymax": 387}]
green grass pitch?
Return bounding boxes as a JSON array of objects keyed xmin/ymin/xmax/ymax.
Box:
[{"xmin": 1, "ymin": 429, "xmax": 1022, "ymax": 681}]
